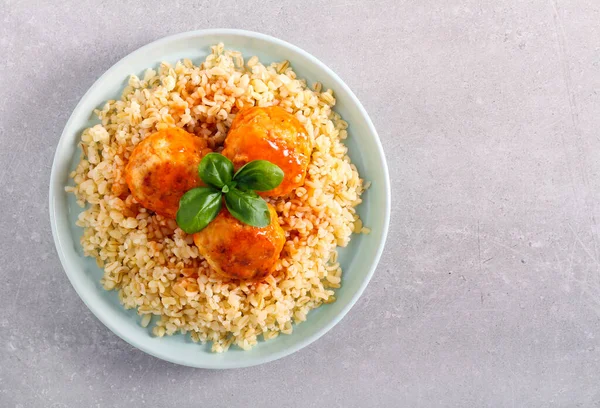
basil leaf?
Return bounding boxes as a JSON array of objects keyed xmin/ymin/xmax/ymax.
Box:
[
  {"xmin": 198, "ymin": 153, "xmax": 234, "ymax": 189},
  {"xmin": 224, "ymin": 188, "xmax": 271, "ymax": 228},
  {"xmin": 176, "ymin": 187, "xmax": 222, "ymax": 234},
  {"xmin": 233, "ymin": 160, "xmax": 284, "ymax": 191}
]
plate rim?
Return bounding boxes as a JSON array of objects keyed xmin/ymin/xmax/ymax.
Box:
[{"xmin": 49, "ymin": 28, "xmax": 391, "ymax": 368}]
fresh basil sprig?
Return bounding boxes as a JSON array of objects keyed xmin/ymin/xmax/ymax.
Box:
[
  {"xmin": 176, "ymin": 153, "xmax": 284, "ymax": 234},
  {"xmin": 198, "ymin": 152, "xmax": 233, "ymax": 188},
  {"xmin": 176, "ymin": 187, "xmax": 222, "ymax": 234},
  {"xmin": 224, "ymin": 188, "xmax": 271, "ymax": 228},
  {"xmin": 234, "ymin": 160, "xmax": 284, "ymax": 192}
]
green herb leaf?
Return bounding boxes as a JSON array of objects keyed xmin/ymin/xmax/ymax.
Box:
[
  {"xmin": 224, "ymin": 187, "xmax": 271, "ymax": 228},
  {"xmin": 233, "ymin": 160, "xmax": 284, "ymax": 192},
  {"xmin": 178, "ymin": 154, "xmax": 282, "ymax": 231},
  {"xmin": 198, "ymin": 153, "xmax": 234, "ymax": 189},
  {"xmin": 176, "ymin": 187, "xmax": 222, "ymax": 234}
]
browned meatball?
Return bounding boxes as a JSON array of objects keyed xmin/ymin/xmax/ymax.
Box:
[
  {"xmin": 222, "ymin": 106, "xmax": 312, "ymax": 197},
  {"xmin": 193, "ymin": 204, "xmax": 285, "ymax": 281},
  {"xmin": 125, "ymin": 128, "xmax": 211, "ymax": 218}
]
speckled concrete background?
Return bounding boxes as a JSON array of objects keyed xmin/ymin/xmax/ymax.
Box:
[{"xmin": 1, "ymin": 0, "xmax": 600, "ymax": 406}]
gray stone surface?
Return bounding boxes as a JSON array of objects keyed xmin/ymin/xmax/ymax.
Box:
[{"xmin": 1, "ymin": 0, "xmax": 600, "ymax": 406}]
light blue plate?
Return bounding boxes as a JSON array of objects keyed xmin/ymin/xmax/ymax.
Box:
[{"xmin": 49, "ymin": 29, "xmax": 390, "ymax": 369}]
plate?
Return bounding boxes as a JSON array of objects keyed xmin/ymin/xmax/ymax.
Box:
[{"xmin": 49, "ymin": 29, "xmax": 390, "ymax": 368}]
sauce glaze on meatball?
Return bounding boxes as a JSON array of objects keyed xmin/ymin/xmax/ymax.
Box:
[
  {"xmin": 193, "ymin": 204, "xmax": 285, "ymax": 281},
  {"xmin": 222, "ymin": 106, "xmax": 311, "ymax": 197},
  {"xmin": 125, "ymin": 128, "xmax": 211, "ymax": 218}
]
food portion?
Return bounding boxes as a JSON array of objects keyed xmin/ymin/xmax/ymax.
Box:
[
  {"xmin": 125, "ymin": 128, "xmax": 211, "ymax": 218},
  {"xmin": 193, "ymin": 204, "xmax": 285, "ymax": 281},
  {"xmin": 222, "ymin": 106, "xmax": 312, "ymax": 197},
  {"xmin": 67, "ymin": 44, "xmax": 367, "ymax": 352}
]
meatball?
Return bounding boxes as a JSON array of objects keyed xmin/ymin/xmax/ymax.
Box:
[
  {"xmin": 193, "ymin": 204, "xmax": 285, "ymax": 281},
  {"xmin": 125, "ymin": 128, "xmax": 211, "ymax": 219},
  {"xmin": 222, "ymin": 106, "xmax": 311, "ymax": 197}
]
